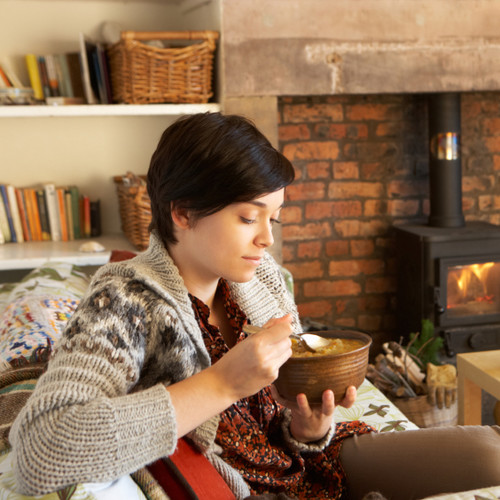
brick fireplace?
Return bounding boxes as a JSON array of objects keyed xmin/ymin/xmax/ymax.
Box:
[
  {"xmin": 219, "ymin": 0, "xmax": 500, "ymax": 354},
  {"xmin": 276, "ymin": 92, "xmax": 500, "ymax": 353}
]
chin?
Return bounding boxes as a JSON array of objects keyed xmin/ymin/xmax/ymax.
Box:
[{"xmin": 227, "ymin": 270, "xmax": 256, "ymax": 284}]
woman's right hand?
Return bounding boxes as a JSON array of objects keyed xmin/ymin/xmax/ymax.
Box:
[
  {"xmin": 168, "ymin": 314, "xmax": 293, "ymax": 438},
  {"xmin": 211, "ymin": 314, "xmax": 293, "ymax": 401}
]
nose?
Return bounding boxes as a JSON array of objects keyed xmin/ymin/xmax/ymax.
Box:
[{"xmin": 256, "ymin": 222, "xmax": 275, "ymax": 248}]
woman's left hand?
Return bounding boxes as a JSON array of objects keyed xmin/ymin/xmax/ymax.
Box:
[{"xmin": 270, "ymin": 385, "xmax": 357, "ymax": 443}]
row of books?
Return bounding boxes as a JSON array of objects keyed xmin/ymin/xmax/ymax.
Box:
[
  {"xmin": 25, "ymin": 53, "xmax": 86, "ymax": 104},
  {"xmin": 0, "ymin": 183, "xmax": 101, "ymax": 245},
  {"xmin": 25, "ymin": 33, "xmax": 113, "ymax": 105}
]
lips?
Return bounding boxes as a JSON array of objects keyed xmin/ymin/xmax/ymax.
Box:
[{"xmin": 243, "ymin": 256, "xmax": 262, "ymax": 266}]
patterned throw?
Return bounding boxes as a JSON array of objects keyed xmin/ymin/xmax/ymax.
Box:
[{"xmin": 0, "ymin": 263, "xmax": 89, "ymax": 364}]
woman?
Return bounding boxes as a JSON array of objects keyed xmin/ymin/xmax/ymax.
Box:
[{"xmin": 10, "ymin": 112, "xmax": 500, "ymax": 499}]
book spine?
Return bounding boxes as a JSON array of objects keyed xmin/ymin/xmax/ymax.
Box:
[
  {"xmin": 57, "ymin": 53, "xmax": 74, "ymax": 98},
  {"xmin": 25, "ymin": 54, "xmax": 44, "ymax": 100},
  {"xmin": 65, "ymin": 189, "xmax": 75, "ymax": 240},
  {"xmin": 0, "ymin": 65, "xmax": 12, "ymax": 87},
  {"xmin": 44, "ymin": 54, "xmax": 60, "ymax": 97},
  {"xmin": 0, "ymin": 189, "xmax": 11, "ymax": 242},
  {"xmin": 82, "ymin": 195, "xmax": 91, "ymax": 238},
  {"xmin": 0, "ymin": 185, "xmax": 17, "ymax": 242},
  {"xmin": 15, "ymin": 188, "xmax": 31, "ymax": 241},
  {"xmin": 7, "ymin": 185, "xmax": 24, "ymax": 243},
  {"xmin": 66, "ymin": 52, "xmax": 85, "ymax": 100},
  {"xmin": 99, "ymin": 45, "xmax": 113, "ymax": 104},
  {"xmin": 69, "ymin": 186, "xmax": 80, "ymax": 239},
  {"xmin": 36, "ymin": 189, "xmax": 51, "ymax": 241},
  {"xmin": 37, "ymin": 56, "xmax": 51, "ymax": 101},
  {"xmin": 44, "ymin": 183, "xmax": 61, "ymax": 242},
  {"xmin": 79, "ymin": 32, "xmax": 98, "ymax": 105},
  {"xmin": 29, "ymin": 188, "xmax": 43, "ymax": 241},
  {"xmin": 23, "ymin": 188, "xmax": 35, "ymax": 241},
  {"xmin": 90, "ymin": 199, "xmax": 101, "ymax": 237},
  {"xmin": 56, "ymin": 187, "xmax": 68, "ymax": 242}
]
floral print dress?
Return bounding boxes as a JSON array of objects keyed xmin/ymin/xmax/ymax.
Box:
[{"xmin": 190, "ymin": 279, "xmax": 373, "ymax": 499}]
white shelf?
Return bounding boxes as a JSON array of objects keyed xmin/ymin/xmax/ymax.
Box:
[
  {"xmin": 0, "ymin": 234, "xmax": 138, "ymax": 270},
  {"xmin": 0, "ymin": 103, "xmax": 220, "ymax": 118}
]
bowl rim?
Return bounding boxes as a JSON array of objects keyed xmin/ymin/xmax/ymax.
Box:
[{"xmin": 288, "ymin": 329, "xmax": 372, "ymax": 361}]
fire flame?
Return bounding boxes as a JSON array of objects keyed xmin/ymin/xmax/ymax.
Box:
[
  {"xmin": 447, "ymin": 261, "xmax": 497, "ymax": 309},
  {"xmin": 456, "ymin": 263, "xmax": 493, "ymax": 294}
]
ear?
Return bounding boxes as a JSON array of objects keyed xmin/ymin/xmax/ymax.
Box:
[{"xmin": 170, "ymin": 202, "xmax": 191, "ymax": 230}]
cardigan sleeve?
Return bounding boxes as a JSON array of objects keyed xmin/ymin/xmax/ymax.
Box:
[
  {"xmin": 280, "ymin": 408, "xmax": 335, "ymax": 453},
  {"xmin": 9, "ymin": 274, "xmax": 179, "ymax": 496}
]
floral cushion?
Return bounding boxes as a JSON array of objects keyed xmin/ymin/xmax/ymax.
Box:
[
  {"xmin": 335, "ymin": 378, "xmax": 419, "ymax": 431},
  {"xmin": 0, "ymin": 262, "xmax": 89, "ymax": 364}
]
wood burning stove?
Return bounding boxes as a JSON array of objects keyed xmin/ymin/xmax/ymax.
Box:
[
  {"xmin": 395, "ymin": 93, "xmax": 500, "ymax": 356},
  {"xmin": 395, "ymin": 222, "xmax": 500, "ymax": 355}
]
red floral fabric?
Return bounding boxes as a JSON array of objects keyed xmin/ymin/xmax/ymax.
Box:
[{"xmin": 190, "ymin": 279, "xmax": 374, "ymax": 499}]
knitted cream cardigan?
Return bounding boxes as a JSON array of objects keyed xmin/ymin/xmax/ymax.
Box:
[{"xmin": 10, "ymin": 232, "xmax": 334, "ymax": 498}]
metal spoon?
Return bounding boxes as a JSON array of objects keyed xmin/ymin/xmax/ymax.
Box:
[{"xmin": 242, "ymin": 324, "xmax": 329, "ymax": 354}]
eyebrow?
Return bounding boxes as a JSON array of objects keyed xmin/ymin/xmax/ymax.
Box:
[{"xmin": 247, "ymin": 200, "xmax": 284, "ymax": 209}]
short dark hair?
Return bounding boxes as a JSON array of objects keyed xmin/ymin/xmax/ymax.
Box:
[{"xmin": 147, "ymin": 112, "xmax": 295, "ymax": 246}]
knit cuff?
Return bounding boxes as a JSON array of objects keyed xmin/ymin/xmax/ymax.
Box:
[
  {"xmin": 114, "ymin": 383, "xmax": 178, "ymax": 462},
  {"xmin": 281, "ymin": 408, "xmax": 335, "ymax": 453}
]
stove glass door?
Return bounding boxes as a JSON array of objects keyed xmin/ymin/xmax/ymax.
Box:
[{"xmin": 440, "ymin": 256, "xmax": 500, "ymax": 326}]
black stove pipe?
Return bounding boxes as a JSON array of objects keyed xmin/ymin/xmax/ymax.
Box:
[{"xmin": 428, "ymin": 93, "xmax": 465, "ymax": 228}]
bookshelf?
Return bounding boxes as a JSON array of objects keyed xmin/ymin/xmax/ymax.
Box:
[
  {"xmin": 0, "ymin": 0, "xmax": 221, "ymax": 274},
  {"xmin": 0, "ymin": 234, "xmax": 137, "ymax": 271},
  {"xmin": 0, "ymin": 103, "xmax": 220, "ymax": 118}
]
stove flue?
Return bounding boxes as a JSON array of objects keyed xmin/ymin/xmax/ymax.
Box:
[{"xmin": 428, "ymin": 92, "xmax": 465, "ymax": 228}]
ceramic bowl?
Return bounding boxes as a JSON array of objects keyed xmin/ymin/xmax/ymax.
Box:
[{"xmin": 274, "ymin": 329, "xmax": 372, "ymax": 405}]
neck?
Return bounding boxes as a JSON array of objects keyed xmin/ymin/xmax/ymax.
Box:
[{"xmin": 167, "ymin": 242, "xmax": 218, "ymax": 308}]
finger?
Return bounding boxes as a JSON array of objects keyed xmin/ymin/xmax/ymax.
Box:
[
  {"xmin": 338, "ymin": 386, "xmax": 357, "ymax": 408},
  {"xmin": 321, "ymin": 389, "xmax": 335, "ymax": 416},
  {"xmin": 262, "ymin": 314, "xmax": 293, "ymax": 329},
  {"xmin": 258, "ymin": 321, "xmax": 293, "ymax": 345},
  {"xmin": 296, "ymin": 393, "xmax": 312, "ymax": 415},
  {"xmin": 245, "ymin": 326, "xmax": 292, "ymax": 358}
]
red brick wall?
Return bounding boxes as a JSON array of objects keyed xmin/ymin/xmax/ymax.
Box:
[{"xmin": 278, "ymin": 93, "xmax": 500, "ymax": 353}]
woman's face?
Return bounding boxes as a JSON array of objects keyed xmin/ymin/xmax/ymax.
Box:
[{"xmin": 177, "ymin": 189, "xmax": 285, "ymax": 285}]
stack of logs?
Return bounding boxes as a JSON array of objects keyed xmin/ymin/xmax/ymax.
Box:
[{"xmin": 367, "ymin": 341, "xmax": 457, "ymax": 409}]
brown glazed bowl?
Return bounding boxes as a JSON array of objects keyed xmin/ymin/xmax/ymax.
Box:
[{"xmin": 274, "ymin": 330, "xmax": 372, "ymax": 405}]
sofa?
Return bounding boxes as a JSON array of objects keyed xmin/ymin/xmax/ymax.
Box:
[{"xmin": 0, "ymin": 260, "xmax": 499, "ymax": 500}]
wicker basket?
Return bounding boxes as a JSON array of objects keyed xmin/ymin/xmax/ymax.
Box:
[
  {"xmin": 391, "ymin": 395, "xmax": 458, "ymax": 428},
  {"xmin": 114, "ymin": 173, "xmax": 152, "ymax": 250},
  {"xmin": 107, "ymin": 30, "xmax": 219, "ymax": 104}
]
